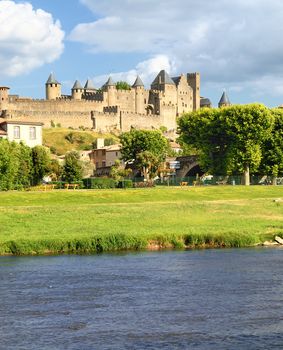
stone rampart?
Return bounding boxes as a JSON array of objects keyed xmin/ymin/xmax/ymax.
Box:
[
  {"xmin": 7, "ymin": 99, "xmax": 106, "ymax": 113},
  {"xmin": 7, "ymin": 109, "xmax": 93, "ymax": 129},
  {"xmin": 119, "ymin": 111, "xmax": 164, "ymax": 131}
]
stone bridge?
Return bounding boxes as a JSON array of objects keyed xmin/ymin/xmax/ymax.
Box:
[{"xmin": 175, "ymin": 155, "xmax": 203, "ymax": 178}]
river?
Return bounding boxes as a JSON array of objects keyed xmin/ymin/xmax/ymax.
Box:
[{"xmin": 1, "ymin": 248, "xmax": 283, "ymax": 349}]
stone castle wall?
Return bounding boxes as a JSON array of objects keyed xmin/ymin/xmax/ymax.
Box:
[
  {"xmin": 116, "ymin": 89, "xmax": 135, "ymax": 112},
  {"xmin": 92, "ymin": 111, "xmax": 172, "ymax": 132},
  {"xmin": 7, "ymin": 109, "xmax": 93, "ymax": 129},
  {"xmin": 6, "ymin": 99, "xmax": 105, "ymax": 113},
  {"xmin": 1, "ymin": 70, "xmax": 200, "ymax": 132},
  {"xmin": 4, "ymin": 100, "xmax": 175, "ymax": 131},
  {"xmin": 120, "ymin": 111, "xmax": 166, "ymax": 131}
]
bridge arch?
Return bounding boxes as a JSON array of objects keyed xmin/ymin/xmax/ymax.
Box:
[{"xmin": 177, "ymin": 161, "xmax": 204, "ymax": 178}]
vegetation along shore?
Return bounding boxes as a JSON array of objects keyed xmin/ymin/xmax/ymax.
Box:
[{"xmin": 0, "ymin": 186, "xmax": 282, "ymax": 256}]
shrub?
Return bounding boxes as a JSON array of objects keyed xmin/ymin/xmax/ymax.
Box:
[
  {"xmin": 104, "ymin": 138, "xmax": 115, "ymax": 146},
  {"xmin": 117, "ymin": 179, "xmax": 133, "ymax": 188},
  {"xmin": 49, "ymin": 146, "xmax": 57, "ymax": 154},
  {"xmin": 83, "ymin": 177, "xmax": 117, "ymax": 189},
  {"xmin": 65, "ymin": 132, "xmax": 75, "ymax": 144}
]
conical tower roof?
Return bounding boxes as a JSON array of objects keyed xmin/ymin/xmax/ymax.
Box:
[
  {"xmin": 218, "ymin": 91, "xmax": 231, "ymax": 106},
  {"xmin": 132, "ymin": 75, "xmax": 144, "ymax": 88},
  {"xmin": 72, "ymin": 80, "xmax": 83, "ymax": 89},
  {"xmin": 151, "ymin": 70, "xmax": 175, "ymax": 86},
  {"xmin": 84, "ymin": 79, "xmax": 95, "ymax": 90},
  {"xmin": 104, "ymin": 76, "xmax": 115, "ymax": 87},
  {"xmin": 46, "ymin": 73, "xmax": 60, "ymax": 85}
]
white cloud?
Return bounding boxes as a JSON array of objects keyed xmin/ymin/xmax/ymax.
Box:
[
  {"xmin": 0, "ymin": 1, "xmax": 64, "ymax": 77},
  {"xmin": 70, "ymin": 0, "xmax": 283, "ymax": 101},
  {"xmin": 92, "ymin": 55, "xmax": 175, "ymax": 87}
]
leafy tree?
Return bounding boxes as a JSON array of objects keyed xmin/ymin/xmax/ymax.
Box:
[
  {"xmin": 116, "ymin": 81, "xmax": 131, "ymax": 90},
  {"xmin": 178, "ymin": 107, "xmax": 232, "ymax": 174},
  {"xmin": 62, "ymin": 151, "xmax": 83, "ymax": 183},
  {"xmin": 259, "ymin": 108, "xmax": 283, "ymax": 182},
  {"xmin": 17, "ymin": 142, "xmax": 32, "ymax": 188},
  {"xmin": 178, "ymin": 104, "xmax": 274, "ymax": 185},
  {"xmin": 136, "ymin": 151, "xmax": 159, "ymax": 180},
  {"xmin": 0, "ymin": 140, "xmax": 33, "ymax": 190},
  {"xmin": 48, "ymin": 159, "xmax": 63, "ymax": 181},
  {"xmin": 119, "ymin": 129, "xmax": 169, "ymax": 179},
  {"xmin": 0, "ymin": 140, "xmax": 20, "ymax": 190},
  {"xmin": 110, "ymin": 160, "xmax": 132, "ymax": 181},
  {"xmin": 31, "ymin": 146, "xmax": 51, "ymax": 185}
]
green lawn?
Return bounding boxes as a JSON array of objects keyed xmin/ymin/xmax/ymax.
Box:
[{"xmin": 0, "ymin": 186, "xmax": 282, "ymax": 255}]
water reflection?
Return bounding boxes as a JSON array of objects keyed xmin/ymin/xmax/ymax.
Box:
[{"xmin": 1, "ymin": 248, "xmax": 283, "ymax": 349}]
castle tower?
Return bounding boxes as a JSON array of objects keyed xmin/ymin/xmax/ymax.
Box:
[
  {"xmin": 132, "ymin": 75, "xmax": 145, "ymax": 114},
  {"xmin": 151, "ymin": 70, "xmax": 176, "ymax": 92},
  {"xmin": 46, "ymin": 73, "xmax": 61, "ymax": 100},
  {"xmin": 104, "ymin": 77, "xmax": 116, "ymax": 106},
  {"xmin": 0, "ymin": 86, "xmax": 10, "ymax": 111},
  {"xmin": 187, "ymin": 73, "xmax": 200, "ymax": 111},
  {"xmin": 150, "ymin": 70, "xmax": 177, "ymax": 115},
  {"xmin": 218, "ymin": 91, "xmax": 231, "ymax": 108},
  {"xmin": 72, "ymin": 80, "xmax": 84, "ymax": 100},
  {"xmin": 84, "ymin": 79, "xmax": 96, "ymax": 93}
]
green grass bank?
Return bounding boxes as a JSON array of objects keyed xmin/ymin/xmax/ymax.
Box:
[{"xmin": 0, "ymin": 186, "xmax": 282, "ymax": 255}]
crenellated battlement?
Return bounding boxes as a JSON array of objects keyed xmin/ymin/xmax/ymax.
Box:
[{"xmin": 2, "ymin": 69, "xmax": 200, "ymax": 132}]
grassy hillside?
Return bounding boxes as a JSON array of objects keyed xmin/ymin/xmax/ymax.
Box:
[
  {"xmin": 0, "ymin": 186, "xmax": 282, "ymax": 255},
  {"xmin": 43, "ymin": 128, "xmax": 119, "ymax": 155}
]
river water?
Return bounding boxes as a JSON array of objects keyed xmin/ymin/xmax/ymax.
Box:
[{"xmin": 1, "ymin": 248, "xmax": 283, "ymax": 349}]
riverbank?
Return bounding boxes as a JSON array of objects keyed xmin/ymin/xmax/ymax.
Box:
[{"xmin": 0, "ymin": 186, "xmax": 282, "ymax": 255}]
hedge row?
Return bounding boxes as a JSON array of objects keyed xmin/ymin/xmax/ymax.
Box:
[{"xmin": 82, "ymin": 178, "xmax": 133, "ymax": 189}]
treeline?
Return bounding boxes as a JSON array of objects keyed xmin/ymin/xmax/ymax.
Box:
[
  {"xmin": 0, "ymin": 140, "xmax": 51, "ymax": 190},
  {"xmin": 178, "ymin": 104, "xmax": 283, "ymax": 185},
  {"xmin": 0, "ymin": 140, "xmax": 84, "ymax": 190}
]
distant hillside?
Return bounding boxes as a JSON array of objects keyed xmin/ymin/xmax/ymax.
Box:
[{"xmin": 43, "ymin": 128, "xmax": 119, "ymax": 155}]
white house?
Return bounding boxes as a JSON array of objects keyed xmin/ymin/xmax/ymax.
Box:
[{"xmin": 0, "ymin": 120, "xmax": 43, "ymax": 147}]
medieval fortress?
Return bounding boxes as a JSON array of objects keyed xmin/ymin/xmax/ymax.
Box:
[{"xmin": 0, "ymin": 70, "xmax": 201, "ymax": 132}]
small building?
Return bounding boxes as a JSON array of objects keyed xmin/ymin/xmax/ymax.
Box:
[
  {"xmin": 0, "ymin": 119, "xmax": 43, "ymax": 147},
  {"xmin": 90, "ymin": 144, "xmax": 122, "ymax": 170},
  {"xmin": 200, "ymin": 97, "xmax": 212, "ymax": 108}
]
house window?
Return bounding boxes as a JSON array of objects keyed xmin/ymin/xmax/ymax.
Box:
[
  {"xmin": 29, "ymin": 127, "xmax": 36, "ymax": 140},
  {"xmin": 13, "ymin": 126, "xmax": 20, "ymax": 139},
  {"xmin": 102, "ymin": 161, "xmax": 106, "ymax": 167}
]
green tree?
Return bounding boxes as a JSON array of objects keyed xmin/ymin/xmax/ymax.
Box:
[
  {"xmin": 119, "ymin": 129, "xmax": 169, "ymax": 179},
  {"xmin": 0, "ymin": 140, "xmax": 34, "ymax": 190},
  {"xmin": 17, "ymin": 142, "xmax": 32, "ymax": 188},
  {"xmin": 63, "ymin": 151, "xmax": 83, "ymax": 183},
  {"xmin": 48, "ymin": 159, "xmax": 63, "ymax": 181},
  {"xmin": 31, "ymin": 146, "xmax": 51, "ymax": 185},
  {"xmin": 259, "ymin": 108, "xmax": 283, "ymax": 182},
  {"xmin": 178, "ymin": 104, "xmax": 274, "ymax": 185},
  {"xmin": 110, "ymin": 160, "xmax": 132, "ymax": 181},
  {"xmin": 136, "ymin": 151, "xmax": 159, "ymax": 180},
  {"xmin": 0, "ymin": 140, "xmax": 20, "ymax": 190},
  {"xmin": 116, "ymin": 81, "xmax": 131, "ymax": 90},
  {"xmin": 178, "ymin": 107, "xmax": 232, "ymax": 175}
]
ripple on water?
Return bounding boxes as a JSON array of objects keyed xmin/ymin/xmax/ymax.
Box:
[{"xmin": 0, "ymin": 248, "xmax": 283, "ymax": 349}]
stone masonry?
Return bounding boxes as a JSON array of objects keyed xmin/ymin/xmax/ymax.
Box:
[{"xmin": 0, "ymin": 70, "xmax": 201, "ymax": 132}]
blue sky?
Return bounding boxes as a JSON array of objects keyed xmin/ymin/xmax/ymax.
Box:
[{"xmin": 1, "ymin": 0, "xmax": 283, "ymax": 107}]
